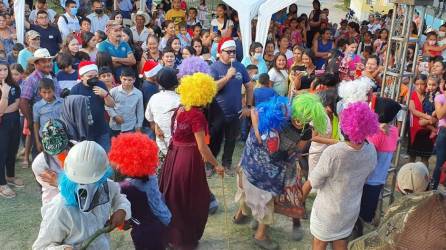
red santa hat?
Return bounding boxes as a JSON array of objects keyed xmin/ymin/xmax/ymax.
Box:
[
  {"xmin": 140, "ymin": 60, "xmax": 162, "ymax": 78},
  {"xmin": 78, "ymin": 61, "xmax": 98, "ymax": 78},
  {"xmin": 217, "ymin": 37, "xmax": 236, "ymax": 54}
]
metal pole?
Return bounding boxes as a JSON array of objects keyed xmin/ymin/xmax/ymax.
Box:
[
  {"xmin": 389, "ymin": 5, "xmax": 427, "ymax": 204},
  {"xmin": 381, "ymin": 3, "xmax": 399, "ymax": 98}
]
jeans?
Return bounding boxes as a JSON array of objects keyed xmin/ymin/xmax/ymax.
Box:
[
  {"xmin": 433, "ymin": 127, "xmax": 446, "ymax": 189},
  {"xmin": 0, "ymin": 112, "xmax": 20, "ymax": 185},
  {"xmin": 141, "ymin": 126, "xmax": 155, "ymax": 140},
  {"xmin": 94, "ymin": 132, "xmax": 111, "ymax": 152},
  {"xmin": 240, "ymin": 117, "xmax": 251, "ymax": 141}
]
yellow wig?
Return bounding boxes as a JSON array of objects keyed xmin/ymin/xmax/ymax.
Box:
[{"xmin": 177, "ymin": 72, "xmax": 217, "ymax": 110}]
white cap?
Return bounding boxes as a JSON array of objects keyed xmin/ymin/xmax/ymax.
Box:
[
  {"xmin": 64, "ymin": 141, "xmax": 109, "ymax": 184},
  {"xmin": 397, "ymin": 162, "xmax": 430, "ymax": 195}
]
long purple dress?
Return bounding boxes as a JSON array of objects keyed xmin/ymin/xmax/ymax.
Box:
[{"xmin": 159, "ymin": 107, "xmax": 211, "ymax": 249}]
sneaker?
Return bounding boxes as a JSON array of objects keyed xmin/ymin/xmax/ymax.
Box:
[
  {"xmin": 0, "ymin": 185, "xmax": 16, "ymax": 198},
  {"xmin": 6, "ymin": 178, "xmax": 24, "ymax": 188},
  {"xmin": 253, "ymin": 237, "xmax": 279, "ymax": 250},
  {"xmin": 291, "ymin": 225, "xmax": 304, "ymax": 241}
]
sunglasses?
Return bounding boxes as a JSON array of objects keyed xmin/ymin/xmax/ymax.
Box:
[{"xmin": 223, "ymin": 50, "xmax": 236, "ymax": 55}]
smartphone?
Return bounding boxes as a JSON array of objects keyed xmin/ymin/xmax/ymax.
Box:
[{"xmin": 212, "ymin": 26, "xmax": 219, "ymax": 33}]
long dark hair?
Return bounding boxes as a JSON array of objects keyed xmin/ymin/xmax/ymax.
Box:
[
  {"xmin": 96, "ymin": 51, "xmax": 113, "ymax": 70},
  {"xmin": 0, "ymin": 61, "xmax": 16, "ymax": 89},
  {"xmin": 216, "ymin": 4, "xmax": 229, "ymax": 30},
  {"xmin": 272, "ymin": 53, "xmax": 287, "ymax": 71},
  {"xmin": 81, "ymin": 32, "xmax": 95, "ymax": 48}
]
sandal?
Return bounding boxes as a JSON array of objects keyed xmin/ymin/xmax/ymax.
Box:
[
  {"xmin": 0, "ymin": 185, "xmax": 16, "ymax": 198},
  {"xmin": 6, "ymin": 178, "xmax": 24, "ymax": 188},
  {"xmin": 253, "ymin": 237, "xmax": 279, "ymax": 250},
  {"xmin": 232, "ymin": 214, "xmax": 250, "ymax": 225}
]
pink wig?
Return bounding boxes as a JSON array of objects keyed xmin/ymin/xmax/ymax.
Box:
[{"xmin": 340, "ymin": 102, "xmax": 379, "ymax": 144}]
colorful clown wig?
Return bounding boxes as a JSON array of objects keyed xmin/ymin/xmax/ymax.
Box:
[
  {"xmin": 177, "ymin": 72, "xmax": 217, "ymax": 110},
  {"xmin": 59, "ymin": 167, "xmax": 112, "ymax": 206},
  {"xmin": 108, "ymin": 133, "xmax": 158, "ymax": 177},
  {"xmin": 340, "ymin": 102, "xmax": 379, "ymax": 144},
  {"xmin": 257, "ymin": 96, "xmax": 290, "ymax": 134},
  {"xmin": 291, "ymin": 93, "xmax": 327, "ymax": 134},
  {"xmin": 177, "ymin": 56, "xmax": 211, "ymax": 79},
  {"xmin": 338, "ymin": 77, "xmax": 375, "ymax": 104}
]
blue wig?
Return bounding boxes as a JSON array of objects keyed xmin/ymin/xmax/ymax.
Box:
[
  {"xmin": 59, "ymin": 167, "xmax": 113, "ymax": 206},
  {"xmin": 257, "ymin": 96, "xmax": 290, "ymax": 135}
]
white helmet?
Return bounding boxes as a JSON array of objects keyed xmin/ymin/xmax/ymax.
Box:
[{"xmin": 64, "ymin": 141, "xmax": 109, "ymax": 184}]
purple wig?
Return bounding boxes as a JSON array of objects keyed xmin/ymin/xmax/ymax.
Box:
[
  {"xmin": 340, "ymin": 102, "xmax": 379, "ymax": 144},
  {"xmin": 177, "ymin": 56, "xmax": 211, "ymax": 79}
]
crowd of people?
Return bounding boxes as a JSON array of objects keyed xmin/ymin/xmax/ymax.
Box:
[{"xmin": 0, "ymin": 0, "xmax": 446, "ymax": 249}]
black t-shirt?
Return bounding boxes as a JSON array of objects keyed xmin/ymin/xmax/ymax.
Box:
[{"xmin": 0, "ymin": 84, "xmax": 20, "ymax": 106}]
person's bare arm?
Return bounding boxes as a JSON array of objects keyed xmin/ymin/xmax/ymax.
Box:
[
  {"xmin": 19, "ymin": 98, "xmax": 33, "ymax": 130},
  {"xmin": 245, "ymin": 81, "xmax": 254, "ymax": 107},
  {"xmin": 194, "ymin": 131, "xmax": 224, "ymax": 176},
  {"xmin": 409, "ymin": 100, "xmax": 431, "ymax": 120},
  {"xmin": 435, "ymin": 95, "xmax": 446, "ymax": 119},
  {"xmin": 250, "ymin": 109, "xmax": 262, "ymax": 144},
  {"xmin": 113, "ymin": 53, "xmax": 137, "ymax": 66},
  {"xmin": 301, "ymin": 180, "xmax": 312, "ymax": 201},
  {"xmin": 312, "ymin": 39, "xmax": 329, "ymax": 58},
  {"xmin": 216, "ymin": 67, "xmax": 236, "ymax": 90}
]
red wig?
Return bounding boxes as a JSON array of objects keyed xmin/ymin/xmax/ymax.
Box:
[{"xmin": 109, "ymin": 133, "xmax": 158, "ymax": 177}]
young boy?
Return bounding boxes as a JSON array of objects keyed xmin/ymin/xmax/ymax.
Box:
[
  {"xmin": 98, "ymin": 66, "xmax": 117, "ymax": 90},
  {"xmin": 162, "ymin": 47, "xmax": 176, "ymax": 68},
  {"xmin": 165, "ymin": 0, "xmax": 186, "ymax": 31},
  {"xmin": 33, "ymin": 78, "xmax": 63, "ymax": 152},
  {"xmin": 145, "ymin": 67, "xmax": 180, "ymax": 156},
  {"xmin": 7, "ymin": 43, "xmax": 24, "ymax": 64},
  {"xmin": 106, "ymin": 67, "xmax": 144, "ymax": 137},
  {"xmin": 56, "ymin": 53, "xmax": 78, "ymax": 91},
  {"xmin": 253, "ymin": 73, "xmax": 277, "ymax": 106},
  {"xmin": 139, "ymin": 60, "xmax": 162, "ymax": 139}
]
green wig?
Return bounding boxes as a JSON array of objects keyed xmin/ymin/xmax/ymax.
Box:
[{"xmin": 291, "ymin": 93, "xmax": 327, "ymax": 134}]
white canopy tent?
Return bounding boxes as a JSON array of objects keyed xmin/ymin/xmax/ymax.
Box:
[
  {"xmin": 14, "ymin": 0, "xmax": 25, "ymax": 44},
  {"xmin": 222, "ymin": 0, "xmax": 266, "ymax": 58},
  {"xmin": 255, "ymin": 0, "xmax": 298, "ymax": 53}
]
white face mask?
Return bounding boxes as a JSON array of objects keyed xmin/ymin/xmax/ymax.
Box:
[
  {"xmin": 439, "ymin": 31, "xmax": 446, "ymax": 38},
  {"xmin": 254, "ymin": 53, "xmax": 262, "ymax": 59}
]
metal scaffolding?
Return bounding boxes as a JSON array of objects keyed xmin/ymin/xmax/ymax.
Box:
[{"xmin": 378, "ymin": 0, "xmax": 433, "ymax": 221}]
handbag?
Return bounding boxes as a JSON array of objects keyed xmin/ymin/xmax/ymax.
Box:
[{"xmin": 274, "ymin": 179, "xmax": 305, "ymax": 219}]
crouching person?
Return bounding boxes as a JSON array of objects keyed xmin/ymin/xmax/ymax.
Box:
[
  {"xmin": 109, "ymin": 133, "xmax": 171, "ymax": 250},
  {"xmin": 32, "ymin": 140, "xmax": 131, "ymax": 250}
]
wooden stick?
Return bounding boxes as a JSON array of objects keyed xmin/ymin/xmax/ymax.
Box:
[{"xmin": 220, "ymin": 176, "xmax": 230, "ymax": 249}]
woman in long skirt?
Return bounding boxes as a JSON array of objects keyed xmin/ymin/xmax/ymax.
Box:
[{"xmin": 159, "ymin": 73, "xmax": 224, "ymax": 250}]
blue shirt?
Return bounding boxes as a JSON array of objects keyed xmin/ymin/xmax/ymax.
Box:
[
  {"xmin": 210, "ymin": 60, "xmax": 250, "ymax": 118},
  {"xmin": 366, "ymin": 152, "xmax": 393, "ymax": 185},
  {"xmin": 32, "ymin": 98, "xmax": 63, "ymax": 136},
  {"xmin": 254, "ymin": 87, "xmax": 277, "ymax": 106},
  {"xmin": 106, "ymin": 85, "xmax": 144, "ymax": 132},
  {"xmin": 18, "ymin": 48, "xmax": 34, "ymax": 71},
  {"xmin": 97, "ymin": 39, "xmax": 133, "ymax": 77},
  {"xmin": 69, "ymin": 81, "xmax": 109, "ymax": 138},
  {"xmin": 56, "ymin": 70, "xmax": 78, "ymax": 90},
  {"xmin": 241, "ymin": 56, "xmax": 268, "ymax": 74},
  {"xmin": 140, "ymin": 80, "xmax": 159, "ymax": 127}
]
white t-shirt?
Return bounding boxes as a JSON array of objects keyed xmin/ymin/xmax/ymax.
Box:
[
  {"xmin": 274, "ymin": 48, "xmax": 293, "ymax": 60},
  {"xmin": 145, "ymin": 90, "xmax": 180, "ymax": 154},
  {"xmin": 210, "ymin": 18, "xmax": 234, "ymax": 36},
  {"xmin": 131, "ymin": 26, "xmax": 154, "ymax": 44},
  {"xmin": 268, "ymin": 68, "xmax": 288, "ymax": 96}
]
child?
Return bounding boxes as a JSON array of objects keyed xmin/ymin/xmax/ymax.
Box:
[
  {"xmin": 161, "ymin": 47, "xmax": 176, "ymax": 68},
  {"xmin": 139, "ymin": 60, "xmax": 162, "ymax": 139},
  {"xmin": 145, "ymin": 67, "xmax": 180, "ymax": 156},
  {"xmin": 31, "ymin": 119, "xmax": 72, "ymax": 204},
  {"xmin": 186, "ymin": 7, "xmax": 200, "ymax": 31},
  {"xmin": 201, "ymin": 46, "xmax": 214, "ymax": 64},
  {"xmin": 198, "ymin": 0, "xmax": 208, "ymax": 27},
  {"xmin": 109, "ymin": 133, "xmax": 171, "ymax": 250},
  {"xmin": 358, "ymin": 97, "xmax": 401, "ymax": 233},
  {"xmin": 177, "ymin": 22, "xmax": 192, "ymax": 48},
  {"xmin": 98, "ymin": 66, "xmax": 117, "ymax": 90},
  {"xmin": 423, "ymin": 31, "xmax": 446, "ymax": 58},
  {"xmin": 192, "ymin": 24, "xmax": 202, "ymax": 40},
  {"xmin": 55, "ymin": 53, "xmax": 78, "ymax": 91},
  {"xmin": 253, "ymin": 73, "xmax": 277, "ymax": 106},
  {"xmin": 302, "ymin": 102, "xmax": 378, "ymax": 250},
  {"xmin": 420, "ymin": 75, "xmax": 440, "ymax": 138},
  {"xmin": 106, "ymin": 67, "xmax": 144, "ymax": 137},
  {"xmin": 33, "ymin": 78, "xmax": 63, "ymax": 153},
  {"xmin": 166, "ymin": 37, "xmax": 183, "ymax": 67},
  {"xmin": 32, "ymin": 141, "xmax": 131, "ymax": 249},
  {"xmin": 10, "ymin": 64, "xmax": 24, "ymax": 87},
  {"xmin": 246, "ymin": 64, "xmax": 258, "ymax": 87},
  {"xmin": 7, "ymin": 43, "xmax": 24, "ymax": 64}
]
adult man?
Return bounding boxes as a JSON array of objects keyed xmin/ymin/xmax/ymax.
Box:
[
  {"xmin": 86, "ymin": 0, "xmax": 109, "ymax": 33},
  {"xmin": 130, "ymin": 11, "xmax": 153, "ymax": 48},
  {"xmin": 19, "ymin": 49, "xmax": 61, "ymax": 158},
  {"xmin": 57, "ymin": 0, "xmax": 80, "ymax": 40},
  {"xmin": 70, "ymin": 61, "xmax": 114, "ymax": 151},
  {"xmin": 98, "ymin": 21, "xmax": 136, "ymax": 78},
  {"xmin": 29, "ymin": 10, "xmax": 62, "ymax": 56},
  {"xmin": 28, "ymin": 0, "xmax": 57, "ymax": 24},
  {"xmin": 209, "ymin": 38, "xmax": 253, "ymax": 175}
]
